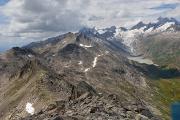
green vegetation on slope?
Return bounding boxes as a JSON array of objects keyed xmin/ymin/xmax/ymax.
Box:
[
  {"xmin": 147, "ymin": 41, "xmax": 180, "ymax": 69},
  {"xmin": 149, "ymin": 78, "xmax": 180, "ymax": 120},
  {"xmin": 143, "ymin": 33, "xmax": 180, "ymax": 69}
]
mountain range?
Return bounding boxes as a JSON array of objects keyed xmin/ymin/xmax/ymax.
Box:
[{"xmin": 0, "ymin": 17, "xmax": 179, "ymax": 120}]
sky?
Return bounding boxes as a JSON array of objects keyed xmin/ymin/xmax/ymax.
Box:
[{"xmin": 0, "ymin": 0, "xmax": 180, "ymax": 51}]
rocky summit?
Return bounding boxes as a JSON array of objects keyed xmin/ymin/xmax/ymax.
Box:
[{"xmin": 0, "ymin": 17, "xmax": 180, "ymax": 120}]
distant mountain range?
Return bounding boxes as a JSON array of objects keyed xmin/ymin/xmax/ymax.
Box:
[{"xmin": 131, "ymin": 17, "xmax": 180, "ymax": 31}]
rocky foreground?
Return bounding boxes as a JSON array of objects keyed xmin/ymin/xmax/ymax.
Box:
[{"xmin": 22, "ymin": 81, "xmax": 158, "ymax": 120}]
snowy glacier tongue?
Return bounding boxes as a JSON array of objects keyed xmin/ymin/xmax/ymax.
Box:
[{"xmin": 115, "ymin": 28, "xmax": 142, "ymax": 53}]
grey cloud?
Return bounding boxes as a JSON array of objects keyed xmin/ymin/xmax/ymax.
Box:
[
  {"xmin": 17, "ymin": 10, "xmax": 84, "ymax": 33},
  {"xmin": 88, "ymin": 16, "xmax": 104, "ymax": 21},
  {"xmin": 2, "ymin": 0, "xmax": 86, "ymax": 34},
  {"xmin": 22, "ymin": 0, "xmax": 67, "ymax": 13}
]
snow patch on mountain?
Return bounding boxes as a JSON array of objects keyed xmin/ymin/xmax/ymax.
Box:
[
  {"xmin": 156, "ymin": 22, "xmax": 175, "ymax": 31},
  {"xmin": 78, "ymin": 61, "xmax": 83, "ymax": 65},
  {"xmin": 26, "ymin": 102, "xmax": 35, "ymax": 115},
  {"xmin": 92, "ymin": 57, "xmax": 98, "ymax": 68},
  {"xmin": 80, "ymin": 44, "xmax": 92, "ymax": 48},
  {"xmin": 145, "ymin": 27, "xmax": 154, "ymax": 33},
  {"xmin": 114, "ymin": 28, "xmax": 123, "ymax": 37},
  {"xmin": 28, "ymin": 54, "xmax": 33, "ymax": 58},
  {"xmin": 105, "ymin": 51, "xmax": 109, "ymax": 54},
  {"xmin": 84, "ymin": 54, "xmax": 103, "ymax": 72},
  {"xmin": 97, "ymin": 29, "xmax": 107, "ymax": 34},
  {"xmin": 92, "ymin": 54, "xmax": 103, "ymax": 68},
  {"xmin": 135, "ymin": 26, "xmax": 147, "ymax": 32},
  {"xmin": 84, "ymin": 68, "xmax": 90, "ymax": 72}
]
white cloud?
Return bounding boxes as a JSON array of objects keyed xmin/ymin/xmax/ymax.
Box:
[{"xmin": 0, "ymin": 0, "xmax": 180, "ymax": 51}]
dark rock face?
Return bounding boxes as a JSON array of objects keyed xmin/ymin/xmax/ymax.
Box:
[
  {"xmin": 131, "ymin": 21, "xmax": 147, "ymax": 30},
  {"xmin": 76, "ymin": 81, "xmax": 97, "ymax": 95},
  {"xmin": 58, "ymin": 44, "xmax": 91, "ymax": 60},
  {"xmin": 100, "ymin": 26, "xmax": 116, "ymax": 38},
  {"xmin": 59, "ymin": 44, "xmax": 82, "ymax": 56}
]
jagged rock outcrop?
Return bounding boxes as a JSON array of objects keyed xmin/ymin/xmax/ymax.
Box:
[{"xmin": 22, "ymin": 81, "xmax": 159, "ymax": 120}]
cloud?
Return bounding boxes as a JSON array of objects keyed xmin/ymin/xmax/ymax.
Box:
[
  {"xmin": 150, "ymin": 3, "xmax": 179, "ymax": 10},
  {"xmin": 1, "ymin": 0, "xmax": 85, "ymax": 33},
  {"xmin": 88, "ymin": 16, "xmax": 104, "ymax": 21},
  {"xmin": 0, "ymin": 0, "xmax": 180, "ymax": 51}
]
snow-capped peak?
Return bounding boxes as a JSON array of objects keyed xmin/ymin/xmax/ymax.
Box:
[
  {"xmin": 79, "ymin": 27, "xmax": 98, "ymax": 36},
  {"xmin": 155, "ymin": 22, "xmax": 175, "ymax": 31},
  {"xmin": 130, "ymin": 17, "xmax": 179, "ymax": 32},
  {"xmin": 131, "ymin": 21, "xmax": 146, "ymax": 30},
  {"xmin": 157, "ymin": 17, "xmax": 179, "ymax": 25}
]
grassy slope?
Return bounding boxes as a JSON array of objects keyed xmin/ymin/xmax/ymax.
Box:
[
  {"xmin": 149, "ymin": 77, "xmax": 180, "ymax": 120},
  {"xmin": 143, "ymin": 32, "xmax": 180, "ymax": 69},
  {"xmin": 143, "ymin": 33, "xmax": 180, "ymax": 119}
]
